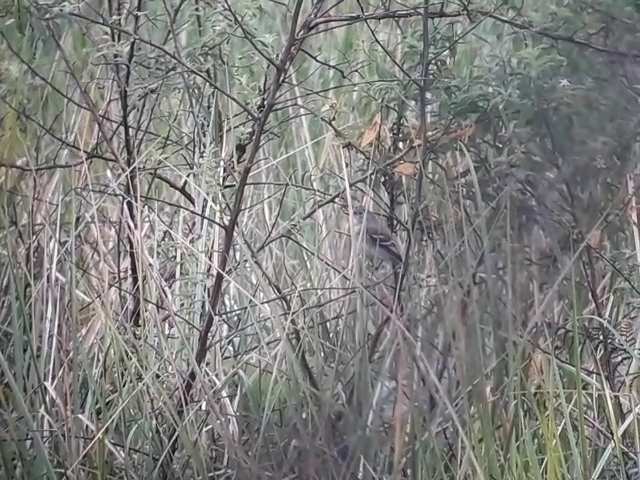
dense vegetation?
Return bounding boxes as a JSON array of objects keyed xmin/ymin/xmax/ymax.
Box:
[{"xmin": 2, "ymin": 0, "xmax": 640, "ymax": 478}]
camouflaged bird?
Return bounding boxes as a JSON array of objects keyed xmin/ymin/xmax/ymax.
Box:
[{"xmin": 351, "ymin": 205, "xmax": 403, "ymax": 267}]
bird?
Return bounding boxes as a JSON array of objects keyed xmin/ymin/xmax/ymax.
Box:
[{"xmin": 351, "ymin": 205, "xmax": 403, "ymax": 268}]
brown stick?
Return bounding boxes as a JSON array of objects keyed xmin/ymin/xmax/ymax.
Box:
[{"xmin": 159, "ymin": 0, "xmax": 329, "ymax": 473}]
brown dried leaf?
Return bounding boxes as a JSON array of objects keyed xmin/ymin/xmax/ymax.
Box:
[
  {"xmin": 409, "ymin": 124, "xmax": 441, "ymax": 146},
  {"xmin": 409, "ymin": 126, "xmax": 422, "ymax": 146},
  {"xmin": 360, "ymin": 113, "xmax": 381, "ymax": 149},
  {"xmin": 526, "ymin": 350, "xmax": 546, "ymax": 388},
  {"xmin": 394, "ymin": 162, "xmax": 419, "ymax": 176},
  {"xmin": 449, "ymin": 122, "xmax": 476, "ymax": 143},
  {"xmin": 379, "ymin": 124, "xmax": 391, "ymax": 148},
  {"xmin": 587, "ymin": 228, "xmax": 603, "ymax": 249}
]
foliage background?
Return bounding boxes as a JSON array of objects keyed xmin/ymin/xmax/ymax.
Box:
[{"xmin": 2, "ymin": 0, "xmax": 640, "ymax": 478}]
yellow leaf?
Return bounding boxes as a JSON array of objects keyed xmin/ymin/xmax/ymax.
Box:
[
  {"xmin": 360, "ymin": 113, "xmax": 381, "ymax": 149},
  {"xmin": 394, "ymin": 162, "xmax": 419, "ymax": 176}
]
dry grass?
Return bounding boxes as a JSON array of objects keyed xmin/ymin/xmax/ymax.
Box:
[{"xmin": 1, "ymin": 0, "xmax": 640, "ymax": 479}]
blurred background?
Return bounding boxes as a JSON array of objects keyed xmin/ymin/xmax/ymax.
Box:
[{"xmin": 2, "ymin": 0, "xmax": 640, "ymax": 478}]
